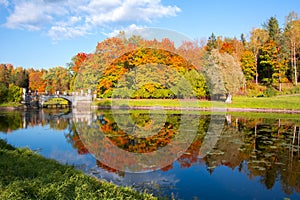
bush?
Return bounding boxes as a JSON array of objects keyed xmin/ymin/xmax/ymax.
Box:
[
  {"xmin": 262, "ymin": 86, "xmax": 277, "ymax": 97},
  {"xmin": 245, "ymin": 83, "xmax": 266, "ymax": 97}
]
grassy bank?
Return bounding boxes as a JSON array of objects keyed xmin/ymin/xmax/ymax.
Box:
[
  {"xmin": 0, "ymin": 139, "xmax": 156, "ymax": 200},
  {"xmin": 93, "ymin": 95, "xmax": 300, "ymax": 111},
  {"xmin": 0, "ymin": 102, "xmax": 22, "ymax": 107},
  {"xmin": 227, "ymin": 95, "xmax": 300, "ymax": 110}
]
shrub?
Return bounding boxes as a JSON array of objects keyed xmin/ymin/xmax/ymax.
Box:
[
  {"xmin": 246, "ymin": 83, "xmax": 266, "ymax": 97},
  {"xmin": 262, "ymin": 86, "xmax": 277, "ymax": 97}
]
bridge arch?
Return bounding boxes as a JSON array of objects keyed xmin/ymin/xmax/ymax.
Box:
[{"xmin": 40, "ymin": 95, "xmax": 73, "ymax": 108}]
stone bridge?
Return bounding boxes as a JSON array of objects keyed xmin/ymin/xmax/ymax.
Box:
[
  {"xmin": 40, "ymin": 93, "xmax": 93, "ymax": 108},
  {"xmin": 22, "ymin": 89, "xmax": 94, "ymax": 108}
]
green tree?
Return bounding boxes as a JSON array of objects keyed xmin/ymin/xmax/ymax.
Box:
[
  {"xmin": 240, "ymin": 33, "xmax": 246, "ymax": 46},
  {"xmin": 258, "ymin": 41, "xmax": 277, "ymax": 84},
  {"xmin": 265, "ymin": 16, "xmax": 281, "ymax": 44},
  {"xmin": 7, "ymin": 84, "xmax": 22, "ymax": 102},
  {"xmin": 206, "ymin": 33, "xmax": 217, "ymax": 52},
  {"xmin": 185, "ymin": 69, "xmax": 208, "ymax": 98},
  {"xmin": 0, "ymin": 83, "xmax": 8, "ymax": 103}
]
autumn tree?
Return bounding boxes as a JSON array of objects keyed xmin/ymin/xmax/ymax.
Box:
[
  {"xmin": 96, "ymin": 36, "xmax": 207, "ymax": 99},
  {"xmin": 241, "ymin": 51, "xmax": 257, "ymax": 83},
  {"xmin": 0, "ymin": 64, "xmax": 11, "ymax": 87},
  {"xmin": 177, "ymin": 40, "xmax": 204, "ymax": 70},
  {"xmin": 29, "ymin": 69, "xmax": 46, "ymax": 93},
  {"xmin": 0, "ymin": 64, "xmax": 27, "ymax": 103},
  {"xmin": 68, "ymin": 52, "xmax": 90, "ymax": 91},
  {"xmin": 43, "ymin": 67, "xmax": 70, "ymax": 94},
  {"xmin": 284, "ymin": 12, "xmax": 300, "ymax": 85},
  {"xmin": 248, "ymin": 28, "xmax": 269, "ymax": 84},
  {"xmin": 13, "ymin": 67, "xmax": 29, "ymax": 88},
  {"xmin": 220, "ymin": 41, "xmax": 235, "ymax": 55},
  {"xmin": 71, "ymin": 37, "xmax": 131, "ymax": 93},
  {"xmin": 258, "ymin": 41, "xmax": 277, "ymax": 84},
  {"xmin": 261, "ymin": 16, "xmax": 288, "ymax": 91}
]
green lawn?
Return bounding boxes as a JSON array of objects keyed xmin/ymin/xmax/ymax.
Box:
[
  {"xmin": 94, "ymin": 95, "xmax": 300, "ymax": 110},
  {"xmin": 0, "ymin": 139, "xmax": 156, "ymax": 200},
  {"xmin": 228, "ymin": 95, "xmax": 300, "ymax": 110}
]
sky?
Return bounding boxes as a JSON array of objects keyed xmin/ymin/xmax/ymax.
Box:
[{"xmin": 0, "ymin": 0, "xmax": 299, "ymax": 69}]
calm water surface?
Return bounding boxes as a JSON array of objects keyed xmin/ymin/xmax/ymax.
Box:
[{"xmin": 0, "ymin": 109, "xmax": 300, "ymax": 200}]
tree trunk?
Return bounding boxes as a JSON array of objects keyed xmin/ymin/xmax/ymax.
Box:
[
  {"xmin": 225, "ymin": 93, "xmax": 232, "ymax": 103},
  {"xmin": 279, "ymin": 78, "xmax": 282, "ymax": 92},
  {"xmin": 293, "ymin": 42, "xmax": 298, "ymax": 85},
  {"xmin": 255, "ymin": 55, "xmax": 258, "ymax": 84}
]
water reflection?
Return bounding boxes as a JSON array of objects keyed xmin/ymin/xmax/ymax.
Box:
[
  {"xmin": 0, "ymin": 109, "xmax": 300, "ymax": 199},
  {"xmin": 0, "ymin": 109, "xmax": 71, "ymax": 132}
]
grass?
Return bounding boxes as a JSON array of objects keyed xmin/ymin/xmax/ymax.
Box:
[
  {"xmin": 0, "ymin": 139, "xmax": 157, "ymax": 200},
  {"xmin": 43, "ymin": 97, "xmax": 69, "ymax": 105},
  {"xmin": 93, "ymin": 94, "xmax": 300, "ymax": 111},
  {"xmin": 228, "ymin": 95, "xmax": 300, "ymax": 110},
  {"xmin": 0, "ymin": 102, "xmax": 22, "ymax": 107}
]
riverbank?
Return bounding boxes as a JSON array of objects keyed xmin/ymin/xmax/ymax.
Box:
[
  {"xmin": 0, "ymin": 102, "xmax": 25, "ymax": 111},
  {"xmin": 93, "ymin": 95, "xmax": 300, "ymax": 113},
  {"xmin": 1, "ymin": 95, "xmax": 300, "ymax": 113},
  {"xmin": 0, "ymin": 139, "xmax": 156, "ymax": 200}
]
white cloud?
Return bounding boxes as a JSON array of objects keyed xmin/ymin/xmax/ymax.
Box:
[
  {"xmin": 105, "ymin": 24, "xmax": 145, "ymax": 37},
  {"xmin": 0, "ymin": 0, "xmax": 9, "ymax": 7},
  {"xmin": 48, "ymin": 24, "xmax": 90, "ymax": 40},
  {"xmin": 2, "ymin": 0, "xmax": 180, "ymax": 40}
]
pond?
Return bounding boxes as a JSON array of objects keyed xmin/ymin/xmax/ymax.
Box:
[{"xmin": 0, "ymin": 108, "xmax": 300, "ymax": 199}]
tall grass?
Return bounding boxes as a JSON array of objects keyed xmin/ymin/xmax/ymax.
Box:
[{"xmin": 0, "ymin": 139, "xmax": 156, "ymax": 200}]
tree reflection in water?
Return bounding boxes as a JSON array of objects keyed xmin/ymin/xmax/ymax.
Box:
[
  {"xmin": 1, "ymin": 109, "xmax": 299, "ymax": 196},
  {"xmin": 71, "ymin": 110, "xmax": 300, "ymax": 195}
]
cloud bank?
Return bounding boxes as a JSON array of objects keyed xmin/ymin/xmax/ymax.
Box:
[{"xmin": 1, "ymin": 0, "xmax": 180, "ymax": 40}]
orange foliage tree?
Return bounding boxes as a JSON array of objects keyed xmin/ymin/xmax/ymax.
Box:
[{"xmin": 28, "ymin": 69, "xmax": 46, "ymax": 93}]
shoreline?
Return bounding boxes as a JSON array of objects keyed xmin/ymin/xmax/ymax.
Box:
[
  {"xmin": 0, "ymin": 105, "xmax": 26, "ymax": 111},
  {"xmin": 91, "ymin": 105, "xmax": 300, "ymax": 114},
  {"xmin": 1, "ymin": 104, "xmax": 300, "ymax": 114},
  {"xmin": 0, "ymin": 139, "xmax": 156, "ymax": 199}
]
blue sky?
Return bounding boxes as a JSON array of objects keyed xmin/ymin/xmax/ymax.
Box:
[{"xmin": 0, "ymin": 0, "xmax": 299, "ymax": 69}]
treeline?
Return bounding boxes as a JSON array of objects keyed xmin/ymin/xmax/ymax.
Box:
[
  {"xmin": 0, "ymin": 64, "xmax": 70, "ymax": 103},
  {"xmin": 207, "ymin": 12, "xmax": 300, "ymax": 96},
  {"xmin": 1, "ymin": 12, "xmax": 300, "ymax": 102},
  {"xmin": 0, "ymin": 64, "xmax": 27, "ymax": 103}
]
